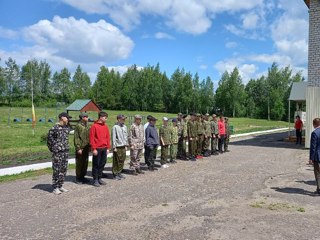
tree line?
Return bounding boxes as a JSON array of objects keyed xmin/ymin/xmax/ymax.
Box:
[{"xmin": 0, "ymin": 58, "xmax": 303, "ymax": 120}]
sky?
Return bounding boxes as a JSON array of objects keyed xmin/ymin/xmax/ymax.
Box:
[{"xmin": 0, "ymin": 0, "xmax": 309, "ymax": 85}]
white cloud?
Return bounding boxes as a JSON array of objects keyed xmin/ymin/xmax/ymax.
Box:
[
  {"xmin": 61, "ymin": 0, "xmax": 264, "ymax": 34},
  {"xmin": 199, "ymin": 64, "xmax": 208, "ymax": 70},
  {"xmin": 154, "ymin": 32, "xmax": 175, "ymax": 40},
  {"xmin": 107, "ymin": 65, "xmax": 144, "ymax": 75},
  {"xmin": 23, "ymin": 16, "xmax": 134, "ymax": 63},
  {"xmin": 0, "ymin": 27, "xmax": 19, "ymax": 40},
  {"xmin": 241, "ymin": 12, "xmax": 259, "ymax": 29},
  {"xmin": 225, "ymin": 41, "xmax": 238, "ymax": 49}
]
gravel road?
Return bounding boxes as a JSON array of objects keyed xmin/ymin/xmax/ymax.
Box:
[{"xmin": 0, "ymin": 132, "xmax": 318, "ymax": 240}]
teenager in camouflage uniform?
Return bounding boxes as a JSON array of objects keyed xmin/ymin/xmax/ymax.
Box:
[
  {"xmin": 187, "ymin": 113, "xmax": 197, "ymax": 161},
  {"xmin": 196, "ymin": 114, "xmax": 204, "ymax": 159},
  {"xmin": 74, "ymin": 112, "xmax": 90, "ymax": 184},
  {"xmin": 159, "ymin": 117, "xmax": 171, "ymax": 168},
  {"xmin": 128, "ymin": 114, "xmax": 144, "ymax": 175},
  {"xmin": 182, "ymin": 114, "xmax": 189, "ymax": 160},
  {"xmin": 112, "ymin": 114, "xmax": 128, "ymax": 180},
  {"xmin": 90, "ymin": 111, "xmax": 111, "ymax": 187},
  {"xmin": 47, "ymin": 112, "xmax": 71, "ymax": 195},
  {"xmin": 170, "ymin": 118, "xmax": 179, "ymax": 163},
  {"xmin": 203, "ymin": 113, "xmax": 212, "ymax": 157},
  {"xmin": 211, "ymin": 114, "xmax": 219, "ymax": 155},
  {"xmin": 224, "ymin": 117, "xmax": 231, "ymax": 152}
]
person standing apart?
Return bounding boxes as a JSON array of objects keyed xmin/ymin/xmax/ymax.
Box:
[
  {"xmin": 112, "ymin": 114, "xmax": 128, "ymax": 180},
  {"xmin": 145, "ymin": 117, "xmax": 159, "ymax": 171},
  {"xmin": 196, "ymin": 114, "xmax": 204, "ymax": 159},
  {"xmin": 159, "ymin": 117, "xmax": 171, "ymax": 168},
  {"xmin": 74, "ymin": 112, "xmax": 90, "ymax": 184},
  {"xmin": 128, "ymin": 114, "xmax": 144, "ymax": 175},
  {"xmin": 294, "ymin": 115, "xmax": 303, "ymax": 145},
  {"xmin": 218, "ymin": 115, "xmax": 226, "ymax": 153},
  {"xmin": 47, "ymin": 112, "xmax": 71, "ymax": 195},
  {"xmin": 203, "ymin": 113, "xmax": 212, "ymax": 157},
  {"xmin": 170, "ymin": 118, "xmax": 179, "ymax": 163},
  {"xmin": 309, "ymin": 118, "xmax": 320, "ymax": 194},
  {"xmin": 90, "ymin": 111, "xmax": 110, "ymax": 187}
]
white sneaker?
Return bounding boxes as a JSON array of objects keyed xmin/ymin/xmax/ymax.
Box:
[
  {"xmin": 53, "ymin": 188, "xmax": 62, "ymax": 195},
  {"xmin": 59, "ymin": 187, "xmax": 69, "ymax": 193},
  {"xmin": 161, "ymin": 164, "xmax": 169, "ymax": 169}
]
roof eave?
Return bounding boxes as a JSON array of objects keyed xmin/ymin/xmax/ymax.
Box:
[{"xmin": 304, "ymin": 0, "xmax": 310, "ymax": 8}]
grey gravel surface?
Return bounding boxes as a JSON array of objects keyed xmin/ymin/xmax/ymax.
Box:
[{"xmin": 0, "ymin": 132, "xmax": 318, "ymax": 240}]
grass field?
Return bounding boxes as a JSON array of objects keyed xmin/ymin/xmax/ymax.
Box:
[{"xmin": 0, "ymin": 106, "xmax": 289, "ymax": 168}]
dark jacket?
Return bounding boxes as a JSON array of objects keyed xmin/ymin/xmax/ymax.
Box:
[
  {"xmin": 145, "ymin": 124, "xmax": 159, "ymax": 148},
  {"xmin": 310, "ymin": 128, "xmax": 320, "ymax": 162}
]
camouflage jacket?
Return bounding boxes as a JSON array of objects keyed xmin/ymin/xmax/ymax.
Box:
[
  {"xmin": 171, "ymin": 126, "xmax": 179, "ymax": 144},
  {"xmin": 204, "ymin": 120, "xmax": 212, "ymax": 137},
  {"xmin": 177, "ymin": 120, "xmax": 184, "ymax": 137},
  {"xmin": 47, "ymin": 123, "xmax": 70, "ymax": 153},
  {"xmin": 197, "ymin": 121, "xmax": 205, "ymax": 135},
  {"xmin": 74, "ymin": 122, "xmax": 90, "ymax": 151},
  {"xmin": 128, "ymin": 123, "xmax": 144, "ymax": 149},
  {"xmin": 183, "ymin": 120, "xmax": 188, "ymax": 138},
  {"xmin": 187, "ymin": 120, "xmax": 197, "ymax": 138},
  {"xmin": 159, "ymin": 125, "xmax": 172, "ymax": 145},
  {"xmin": 211, "ymin": 120, "xmax": 219, "ymax": 135}
]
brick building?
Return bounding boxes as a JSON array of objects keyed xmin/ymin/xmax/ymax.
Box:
[{"xmin": 305, "ymin": 0, "xmax": 320, "ymax": 147}]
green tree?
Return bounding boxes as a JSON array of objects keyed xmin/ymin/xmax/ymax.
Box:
[
  {"xmin": 4, "ymin": 57, "xmax": 20, "ymax": 105},
  {"xmin": 51, "ymin": 68, "xmax": 72, "ymax": 103},
  {"xmin": 72, "ymin": 65, "xmax": 91, "ymax": 100}
]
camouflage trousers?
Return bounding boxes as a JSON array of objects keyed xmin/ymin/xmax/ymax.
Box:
[
  {"xmin": 203, "ymin": 136, "xmax": 211, "ymax": 151},
  {"xmin": 130, "ymin": 148, "xmax": 143, "ymax": 170},
  {"xmin": 188, "ymin": 138, "xmax": 197, "ymax": 157},
  {"xmin": 224, "ymin": 135, "xmax": 230, "ymax": 151},
  {"xmin": 197, "ymin": 135, "xmax": 204, "ymax": 155},
  {"xmin": 161, "ymin": 145, "xmax": 170, "ymax": 165},
  {"xmin": 178, "ymin": 137, "xmax": 187, "ymax": 158},
  {"xmin": 170, "ymin": 143, "xmax": 178, "ymax": 161},
  {"xmin": 75, "ymin": 145, "xmax": 89, "ymax": 180},
  {"xmin": 52, "ymin": 151, "xmax": 69, "ymax": 188},
  {"xmin": 211, "ymin": 135, "xmax": 218, "ymax": 153},
  {"xmin": 112, "ymin": 146, "xmax": 126, "ymax": 175}
]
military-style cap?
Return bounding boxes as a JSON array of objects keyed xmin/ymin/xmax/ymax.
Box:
[
  {"xmin": 205, "ymin": 113, "xmax": 209, "ymax": 116},
  {"xmin": 59, "ymin": 112, "xmax": 71, "ymax": 119},
  {"xmin": 178, "ymin": 113, "xmax": 183, "ymax": 116},
  {"xmin": 117, "ymin": 114, "xmax": 127, "ymax": 119},
  {"xmin": 212, "ymin": 114, "xmax": 217, "ymax": 117},
  {"xmin": 163, "ymin": 117, "xmax": 169, "ymax": 121},
  {"xmin": 172, "ymin": 118, "xmax": 177, "ymax": 122},
  {"xmin": 147, "ymin": 115, "xmax": 153, "ymax": 120},
  {"xmin": 183, "ymin": 114, "xmax": 188, "ymax": 118},
  {"xmin": 79, "ymin": 112, "xmax": 88, "ymax": 119},
  {"xmin": 134, "ymin": 114, "xmax": 142, "ymax": 119},
  {"xmin": 196, "ymin": 113, "xmax": 201, "ymax": 117},
  {"xmin": 150, "ymin": 117, "xmax": 157, "ymax": 121}
]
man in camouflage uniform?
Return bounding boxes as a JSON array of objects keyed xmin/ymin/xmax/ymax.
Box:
[
  {"xmin": 128, "ymin": 114, "xmax": 144, "ymax": 175},
  {"xmin": 159, "ymin": 117, "xmax": 171, "ymax": 168},
  {"xmin": 224, "ymin": 117, "xmax": 231, "ymax": 152},
  {"xmin": 47, "ymin": 112, "xmax": 71, "ymax": 195},
  {"xmin": 177, "ymin": 113, "xmax": 184, "ymax": 159},
  {"xmin": 170, "ymin": 118, "xmax": 179, "ymax": 163},
  {"xmin": 211, "ymin": 114, "xmax": 219, "ymax": 155},
  {"xmin": 112, "ymin": 114, "xmax": 128, "ymax": 180},
  {"xmin": 196, "ymin": 113, "xmax": 204, "ymax": 158},
  {"xmin": 74, "ymin": 112, "xmax": 90, "ymax": 184},
  {"xmin": 187, "ymin": 113, "xmax": 197, "ymax": 161},
  {"xmin": 182, "ymin": 114, "xmax": 189, "ymax": 160},
  {"xmin": 203, "ymin": 113, "xmax": 212, "ymax": 157}
]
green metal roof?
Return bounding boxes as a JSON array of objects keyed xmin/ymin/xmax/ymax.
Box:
[{"xmin": 66, "ymin": 99, "xmax": 91, "ymax": 111}]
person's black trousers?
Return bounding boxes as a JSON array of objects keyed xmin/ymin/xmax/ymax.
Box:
[
  {"xmin": 92, "ymin": 148, "xmax": 107, "ymax": 180},
  {"xmin": 218, "ymin": 134, "xmax": 225, "ymax": 153},
  {"xmin": 296, "ymin": 129, "xmax": 302, "ymax": 144},
  {"xmin": 145, "ymin": 146, "xmax": 155, "ymax": 167}
]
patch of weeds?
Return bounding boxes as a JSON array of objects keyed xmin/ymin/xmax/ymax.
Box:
[
  {"xmin": 250, "ymin": 201, "xmax": 266, "ymax": 208},
  {"xmin": 267, "ymin": 203, "xmax": 293, "ymax": 211},
  {"xmin": 297, "ymin": 207, "xmax": 305, "ymax": 212},
  {"xmin": 1, "ymin": 160, "xmax": 12, "ymax": 165}
]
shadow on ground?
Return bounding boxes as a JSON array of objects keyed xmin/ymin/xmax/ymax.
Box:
[
  {"xmin": 32, "ymin": 184, "xmax": 52, "ymax": 193},
  {"xmin": 230, "ymin": 131, "xmax": 307, "ymax": 150},
  {"xmin": 271, "ymin": 187, "xmax": 318, "ymax": 197}
]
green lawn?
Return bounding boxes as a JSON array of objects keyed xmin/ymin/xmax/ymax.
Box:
[{"xmin": 0, "ymin": 106, "xmax": 289, "ymax": 168}]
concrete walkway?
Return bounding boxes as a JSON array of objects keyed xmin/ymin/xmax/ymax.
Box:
[{"xmin": 0, "ymin": 131, "xmax": 316, "ymax": 240}]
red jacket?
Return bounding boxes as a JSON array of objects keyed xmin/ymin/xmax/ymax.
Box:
[
  {"xmin": 90, "ymin": 121, "xmax": 111, "ymax": 150},
  {"xmin": 218, "ymin": 120, "xmax": 226, "ymax": 135},
  {"xmin": 295, "ymin": 119, "xmax": 303, "ymax": 130}
]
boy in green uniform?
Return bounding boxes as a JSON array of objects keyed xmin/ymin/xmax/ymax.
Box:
[
  {"xmin": 196, "ymin": 114, "xmax": 204, "ymax": 159},
  {"xmin": 170, "ymin": 118, "xmax": 179, "ymax": 163},
  {"xmin": 224, "ymin": 117, "xmax": 231, "ymax": 152},
  {"xmin": 211, "ymin": 114, "xmax": 219, "ymax": 155},
  {"xmin": 74, "ymin": 112, "xmax": 90, "ymax": 184},
  {"xmin": 187, "ymin": 113, "xmax": 197, "ymax": 161},
  {"xmin": 159, "ymin": 117, "xmax": 171, "ymax": 168},
  {"xmin": 203, "ymin": 113, "xmax": 212, "ymax": 157}
]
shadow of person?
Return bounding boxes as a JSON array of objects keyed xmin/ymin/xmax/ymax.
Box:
[
  {"xmin": 271, "ymin": 187, "xmax": 318, "ymax": 197},
  {"xmin": 295, "ymin": 180, "xmax": 316, "ymax": 186},
  {"xmin": 32, "ymin": 184, "xmax": 52, "ymax": 193}
]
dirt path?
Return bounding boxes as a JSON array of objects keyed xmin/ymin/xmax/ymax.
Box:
[{"xmin": 0, "ymin": 132, "xmax": 318, "ymax": 240}]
